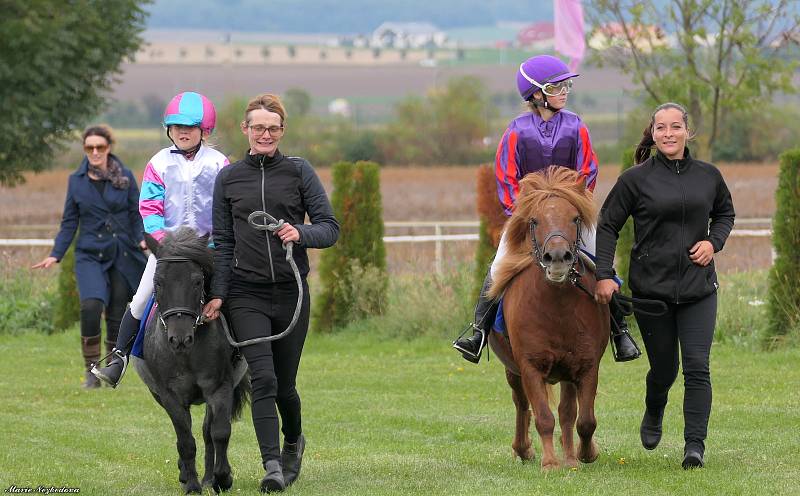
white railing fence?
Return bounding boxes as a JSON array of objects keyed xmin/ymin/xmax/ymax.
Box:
[{"xmin": 1, "ymin": 218, "xmax": 774, "ymax": 275}]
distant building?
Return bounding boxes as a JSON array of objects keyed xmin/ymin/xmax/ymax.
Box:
[
  {"xmin": 589, "ymin": 22, "xmax": 669, "ymax": 52},
  {"xmin": 371, "ymin": 22, "xmax": 447, "ymax": 49},
  {"xmin": 516, "ymin": 22, "xmax": 555, "ymax": 49}
]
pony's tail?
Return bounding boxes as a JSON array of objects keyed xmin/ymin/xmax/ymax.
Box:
[{"xmin": 231, "ymin": 371, "xmax": 251, "ymax": 421}]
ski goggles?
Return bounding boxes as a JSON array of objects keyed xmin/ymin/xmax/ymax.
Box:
[{"xmin": 541, "ymin": 79, "xmax": 573, "ymax": 97}]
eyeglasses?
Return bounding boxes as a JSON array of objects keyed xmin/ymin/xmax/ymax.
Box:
[
  {"xmin": 84, "ymin": 144, "xmax": 109, "ymax": 154},
  {"xmin": 541, "ymin": 79, "xmax": 573, "ymax": 97},
  {"xmin": 248, "ymin": 125, "xmax": 285, "ymax": 137}
]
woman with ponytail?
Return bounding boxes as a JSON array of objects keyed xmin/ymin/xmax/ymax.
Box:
[{"xmin": 594, "ymin": 103, "xmax": 735, "ymax": 469}]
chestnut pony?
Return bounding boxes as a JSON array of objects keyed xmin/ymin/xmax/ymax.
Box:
[{"xmin": 486, "ymin": 166, "xmax": 608, "ymax": 470}]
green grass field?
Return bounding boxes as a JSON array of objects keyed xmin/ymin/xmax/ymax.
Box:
[{"xmin": 1, "ymin": 326, "xmax": 798, "ymax": 495}]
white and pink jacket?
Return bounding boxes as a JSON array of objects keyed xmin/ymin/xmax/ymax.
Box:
[{"xmin": 139, "ymin": 144, "xmax": 229, "ymax": 241}]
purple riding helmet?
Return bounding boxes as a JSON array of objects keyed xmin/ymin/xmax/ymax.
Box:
[{"xmin": 516, "ymin": 55, "xmax": 579, "ymax": 101}]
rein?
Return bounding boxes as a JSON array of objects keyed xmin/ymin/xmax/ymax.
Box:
[{"xmin": 214, "ymin": 210, "xmax": 303, "ymax": 348}]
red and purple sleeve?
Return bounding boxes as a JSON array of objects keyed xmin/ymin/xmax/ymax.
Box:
[
  {"xmin": 495, "ymin": 128, "xmax": 520, "ymax": 216},
  {"xmin": 577, "ymin": 124, "xmax": 598, "ymax": 191}
]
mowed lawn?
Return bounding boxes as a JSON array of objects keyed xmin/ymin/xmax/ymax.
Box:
[{"xmin": 1, "ymin": 329, "xmax": 798, "ymax": 495}]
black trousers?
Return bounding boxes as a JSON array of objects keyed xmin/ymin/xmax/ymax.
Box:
[
  {"xmin": 79, "ymin": 267, "xmax": 129, "ymax": 341},
  {"xmin": 634, "ymin": 292, "xmax": 717, "ymax": 451},
  {"xmin": 225, "ymin": 278, "xmax": 310, "ymax": 465}
]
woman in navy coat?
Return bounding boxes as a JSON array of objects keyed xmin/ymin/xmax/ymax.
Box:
[{"xmin": 33, "ymin": 126, "xmax": 147, "ymax": 388}]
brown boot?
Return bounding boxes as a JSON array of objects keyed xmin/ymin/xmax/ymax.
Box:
[{"xmin": 81, "ymin": 335, "xmax": 101, "ymax": 389}]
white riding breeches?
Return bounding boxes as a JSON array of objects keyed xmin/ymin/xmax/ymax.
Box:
[{"xmin": 129, "ymin": 254, "xmax": 156, "ymax": 319}]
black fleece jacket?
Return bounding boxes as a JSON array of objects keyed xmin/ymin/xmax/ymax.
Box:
[
  {"xmin": 595, "ymin": 148, "xmax": 735, "ymax": 303},
  {"xmin": 210, "ymin": 150, "xmax": 339, "ymax": 299}
]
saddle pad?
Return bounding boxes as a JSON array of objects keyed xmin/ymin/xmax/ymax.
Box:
[
  {"xmin": 131, "ymin": 295, "xmax": 157, "ymax": 359},
  {"xmin": 493, "ymin": 298, "xmax": 507, "ymax": 335}
]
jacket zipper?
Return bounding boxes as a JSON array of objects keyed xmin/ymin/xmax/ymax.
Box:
[
  {"xmin": 676, "ymin": 159, "xmax": 684, "ymax": 304},
  {"xmin": 260, "ymin": 158, "xmax": 276, "ymax": 281}
]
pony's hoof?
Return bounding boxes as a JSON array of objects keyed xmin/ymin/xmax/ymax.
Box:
[
  {"xmin": 182, "ymin": 479, "xmax": 203, "ymax": 494},
  {"xmin": 578, "ymin": 441, "xmax": 599, "ymax": 463},
  {"xmin": 214, "ymin": 472, "xmax": 233, "ymax": 492},
  {"xmin": 541, "ymin": 458, "xmax": 561, "ymax": 471},
  {"xmin": 514, "ymin": 445, "xmax": 535, "ymax": 462},
  {"xmin": 564, "ymin": 456, "xmax": 579, "ymax": 469}
]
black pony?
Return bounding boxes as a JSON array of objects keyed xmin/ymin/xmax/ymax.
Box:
[{"xmin": 134, "ymin": 227, "xmax": 249, "ymax": 494}]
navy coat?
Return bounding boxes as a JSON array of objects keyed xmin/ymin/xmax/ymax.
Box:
[{"xmin": 51, "ymin": 156, "xmax": 147, "ymax": 304}]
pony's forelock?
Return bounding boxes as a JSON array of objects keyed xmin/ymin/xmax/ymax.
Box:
[
  {"xmin": 488, "ymin": 167, "xmax": 596, "ymax": 299},
  {"xmin": 157, "ymin": 227, "xmax": 214, "ymax": 277}
]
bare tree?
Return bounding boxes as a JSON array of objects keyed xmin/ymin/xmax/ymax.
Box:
[{"xmin": 587, "ymin": 0, "xmax": 799, "ymax": 158}]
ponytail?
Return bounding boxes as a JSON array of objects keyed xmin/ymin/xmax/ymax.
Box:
[{"xmin": 635, "ymin": 125, "xmax": 655, "ymax": 164}]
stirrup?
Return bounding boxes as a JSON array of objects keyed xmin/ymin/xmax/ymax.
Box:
[
  {"xmin": 610, "ymin": 329, "xmax": 641, "ymax": 362},
  {"xmin": 91, "ymin": 349, "xmax": 129, "ymax": 388},
  {"xmin": 452, "ymin": 324, "xmax": 486, "ymax": 363}
]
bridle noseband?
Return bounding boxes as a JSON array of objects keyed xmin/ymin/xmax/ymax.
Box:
[
  {"xmin": 156, "ymin": 256, "xmax": 205, "ymax": 334},
  {"xmin": 529, "ymin": 216, "xmax": 583, "ymax": 271}
]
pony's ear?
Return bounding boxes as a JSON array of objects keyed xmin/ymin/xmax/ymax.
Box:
[
  {"xmin": 144, "ymin": 233, "xmax": 160, "ymax": 257},
  {"xmin": 199, "ymin": 233, "xmax": 210, "ymax": 247}
]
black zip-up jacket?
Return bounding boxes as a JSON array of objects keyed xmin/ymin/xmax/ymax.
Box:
[
  {"xmin": 210, "ymin": 150, "xmax": 339, "ymax": 300},
  {"xmin": 595, "ymin": 148, "xmax": 735, "ymax": 303}
]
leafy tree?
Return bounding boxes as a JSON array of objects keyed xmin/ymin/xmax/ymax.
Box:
[
  {"xmin": 587, "ymin": 0, "xmax": 799, "ymax": 159},
  {"xmin": 283, "ymin": 88, "xmax": 312, "ymax": 119},
  {"xmin": 382, "ymin": 76, "xmax": 496, "ymax": 165},
  {"xmin": 0, "ymin": 0, "xmax": 149, "ymax": 185}
]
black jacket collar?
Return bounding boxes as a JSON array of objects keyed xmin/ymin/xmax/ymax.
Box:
[
  {"xmin": 243, "ymin": 150, "xmax": 284, "ymax": 169},
  {"xmin": 655, "ymin": 147, "xmax": 692, "ymax": 173}
]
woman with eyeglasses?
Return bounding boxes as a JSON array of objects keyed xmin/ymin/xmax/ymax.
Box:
[
  {"xmin": 202, "ymin": 93, "xmax": 339, "ymax": 492},
  {"xmin": 453, "ymin": 54, "xmax": 641, "ymax": 365},
  {"xmin": 33, "ymin": 125, "xmax": 147, "ymax": 389}
]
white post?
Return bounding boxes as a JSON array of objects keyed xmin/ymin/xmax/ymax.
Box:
[{"xmin": 435, "ymin": 224, "xmax": 443, "ymax": 275}]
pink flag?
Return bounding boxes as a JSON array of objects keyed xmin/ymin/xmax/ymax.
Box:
[{"xmin": 554, "ymin": 0, "xmax": 586, "ymax": 72}]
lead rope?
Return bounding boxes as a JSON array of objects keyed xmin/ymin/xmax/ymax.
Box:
[{"xmin": 211, "ymin": 211, "xmax": 304, "ymax": 347}]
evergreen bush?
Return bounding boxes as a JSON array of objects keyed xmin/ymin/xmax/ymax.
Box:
[
  {"xmin": 314, "ymin": 160, "xmax": 387, "ymax": 331},
  {"xmin": 53, "ymin": 244, "xmax": 80, "ymax": 331},
  {"xmin": 766, "ymin": 148, "xmax": 800, "ymax": 346},
  {"xmin": 614, "ymin": 147, "xmax": 636, "ymax": 295}
]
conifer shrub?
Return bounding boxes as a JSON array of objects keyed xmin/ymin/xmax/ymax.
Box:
[
  {"xmin": 314, "ymin": 160, "xmax": 387, "ymax": 331},
  {"xmin": 53, "ymin": 243, "xmax": 80, "ymax": 331},
  {"xmin": 766, "ymin": 148, "xmax": 800, "ymax": 345}
]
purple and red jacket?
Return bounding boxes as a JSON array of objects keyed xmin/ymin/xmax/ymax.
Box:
[{"xmin": 495, "ymin": 109, "xmax": 598, "ymax": 215}]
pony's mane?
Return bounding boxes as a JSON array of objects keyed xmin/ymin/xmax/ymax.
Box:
[
  {"xmin": 488, "ymin": 166, "xmax": 597, "ymax": 300},
  {"xmin": 158, "ymin": 227, "xmax": 214, "ymax": 277}
]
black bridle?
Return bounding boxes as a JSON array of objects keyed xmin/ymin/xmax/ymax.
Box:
[
  {"xmin": 156, "ymin": 256, "xmax": 205, "ymax": 334},
  {"xmin": 529, "ymin": 216, "xmax": 583, "ymax": 271}
]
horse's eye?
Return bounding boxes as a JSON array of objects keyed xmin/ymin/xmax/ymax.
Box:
[{"xmin": 573, "ymin": 216, "xmax": 581, "ymax": 224}]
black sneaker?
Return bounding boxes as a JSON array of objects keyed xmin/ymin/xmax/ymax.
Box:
[
  {"xmin": 682, "ymin": 449, "xmax": 704, "ymax": 469},
  {"xmin": 281, "ymin": 434, "xmax": 305, "ymax": 486},
  {"xmin": 260, "ymin": 460, "xmax": 285, "ymax": 493},
  {"xmin": 91, "ymin": 352, "xmax": 128, "ymax": 388},
  {"xmin": 640, "ymin": 408, "xmax": 664, "ymax": 450}
]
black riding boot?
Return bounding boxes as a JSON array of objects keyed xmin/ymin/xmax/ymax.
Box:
[
  {"xmin": 452, "ymin": 270, "xmax": 499, "ymax": 364},
  {"xmin": 91, "ymin": 308, "xmax": 140, "ymax": 388},
  {"xmin": 610, "ymin": 299, "xmax": 641, "ymax": 362}
]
